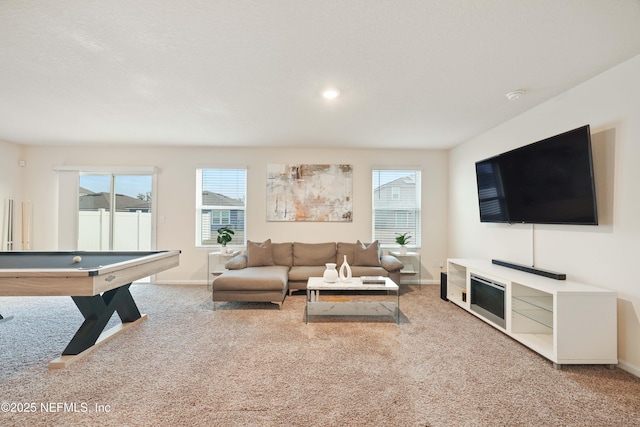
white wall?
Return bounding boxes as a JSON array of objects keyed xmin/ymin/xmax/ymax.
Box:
[
  {"xmin": 0, "ymin": 141, "xmax": 24, "ymax": 250},
  {"xmin": 449, "ymin": 54, "xmax": 640, "ymax": 376},
  {"xmin": 19, "ymin": 145, "xmax": 449, "ymax": 285}
]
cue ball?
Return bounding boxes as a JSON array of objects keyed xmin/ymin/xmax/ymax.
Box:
[{"xmin": 73, "ymin": 255, "xmax": 82, "ymax": 263}]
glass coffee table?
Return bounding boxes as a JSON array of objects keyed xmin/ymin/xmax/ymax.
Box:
[{"xmin": 305, "ymin": 277, "xmax": 400, "ymax": 324}]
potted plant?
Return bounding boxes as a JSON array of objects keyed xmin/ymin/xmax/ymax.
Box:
[
  {"xmin": 395, "ymin": 232, "xmax": 411, "ymax": 255},
  {"xmin": 217, "ymin": 226, "xmax": 234, "ymax": 253}
]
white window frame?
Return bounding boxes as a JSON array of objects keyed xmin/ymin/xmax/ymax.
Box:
[
  {"xmin": 195, "ymin": 167, "xmax": 247, "ymax": 248},
  {"xmin": 372, "ymin": 168, "xmax": 422, "ymax": 248}
]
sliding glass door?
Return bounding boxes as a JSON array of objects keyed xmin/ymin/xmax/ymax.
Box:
[{"xmin": 78, "ymin": 173, "xmax": 153, "ymax": 251}]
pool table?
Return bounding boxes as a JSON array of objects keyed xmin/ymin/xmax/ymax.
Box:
[{"xmin": 0, "ymin": 250, "xmax": 180, "ymax": 368}]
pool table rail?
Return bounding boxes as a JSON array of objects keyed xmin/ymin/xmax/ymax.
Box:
[{"xmin": 0, "ymin": 250, "xmax": 180, "ymax": 296}]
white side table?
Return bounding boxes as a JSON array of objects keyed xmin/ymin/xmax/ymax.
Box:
[
  {"xmin": 207, "ymin": 250, "xmax": 241, "ymax": 292},
  {"xmin": 389, "ymin": 251, "xmax": 421, "ymax": 289}
]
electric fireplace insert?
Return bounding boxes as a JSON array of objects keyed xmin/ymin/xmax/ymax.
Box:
[{"xmin": 470, "ymin": 274, "xmax": 506, "ymax": 329}]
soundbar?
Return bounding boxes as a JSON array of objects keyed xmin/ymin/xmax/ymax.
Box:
[{"xmin": 491, "ymin": 259, "xmax": 566, "ymax": 280}]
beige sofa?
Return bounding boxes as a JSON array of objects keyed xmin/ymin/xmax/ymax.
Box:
[{"xmin": 212, "ymin": 240, "xmax": 404, "ymax": 308}]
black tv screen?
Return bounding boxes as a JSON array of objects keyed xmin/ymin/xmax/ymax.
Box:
[{"xmin": 475, "ymin": 125, "xmax": 598, "ymax": 225}]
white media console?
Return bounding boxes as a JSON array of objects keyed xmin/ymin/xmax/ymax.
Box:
[{"xmin": 447, "ymin": 259, "xmax": 618, "ymax": 369}]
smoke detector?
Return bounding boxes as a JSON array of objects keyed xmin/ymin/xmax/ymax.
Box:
[{"xmin": 506, "ymin": 90, "xmax": 525, "ymax": 101}]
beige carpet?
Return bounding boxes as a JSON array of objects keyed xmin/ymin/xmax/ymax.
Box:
[{"xmin": 1, "ymin": 284, "xmax": 639, "ymax": 426}]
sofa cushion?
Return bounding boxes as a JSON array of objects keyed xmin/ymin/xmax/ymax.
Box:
[
  {"xmin": 293, "ymin": 242, "xmax": 336, "ymax": 266},
  {"xmin": 247, "ymin": 239, "xmax": 275, "ymax": 267},
  {"xmin": 354, "ymin": 240, "xmax": 381, "ymax": 266},
  {"xmin": 336, "ymin": 242, "xmax": 356, "ymax": 266},
  {"xmin": 213, "ymin": 266, "xmax": 289, "ymax": 291},
  {"xmin": 288, "ymin": 265, "xmax": 327, "ymax": 282},
  {"xmin": 272, "ymin": 242, "xmax": 293, "ymax": 267}
]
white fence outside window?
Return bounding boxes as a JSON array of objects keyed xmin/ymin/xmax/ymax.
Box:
[{"xmin": 78, "ymin": 209, "xmax": 152, "ymax": 251}]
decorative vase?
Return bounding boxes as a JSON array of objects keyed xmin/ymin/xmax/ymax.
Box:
[
  {"xmin": 323, "ymin": 263, "xmax": 338, "ymax": 283},
  {"xmin": 339, "ymin": 255, "xmax": 352, "ymax": 282},
  {"xmin": 399, "ymin": 245, "xmax": 407, "ymax": 255}
]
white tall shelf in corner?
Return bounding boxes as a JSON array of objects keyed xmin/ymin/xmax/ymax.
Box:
[{"xmin": 447, "ymin": 259, "xmax": 618, "ymax": 369}]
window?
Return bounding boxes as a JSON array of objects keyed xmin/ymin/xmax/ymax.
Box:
[
  {"xmin": 211, "ymin": 210, "xmax": 231, "ymax": 225},
  {"xmin": 196, "ymin": 168, "xmax": 246, "ymax": 247},
  {"xmin": 78, "ymin": 173, "xmax": 154, "ymax": 251},
  {"xmin": 391, "ymin": 187, "xmax": 400, "ymax": 200},
  {"xmin": 372, "ymin": 169, "xmax": 421, "ymax": 247}
]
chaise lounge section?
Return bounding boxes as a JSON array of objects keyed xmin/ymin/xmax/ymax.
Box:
[{"xmin": 212, "ymin": 240, "xmax": 403, "ymax": 308}]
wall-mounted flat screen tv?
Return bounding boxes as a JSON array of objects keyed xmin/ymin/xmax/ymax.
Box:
[{"xmin": 475, "ymin": 125, "xmax": 598, "ymax": 225}]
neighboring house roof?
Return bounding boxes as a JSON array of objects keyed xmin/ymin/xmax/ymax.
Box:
[
  {"xmin": 202, "ymin": 191, "xmax": 244, "ymax": 207},
  {"xmin": 78, "ymin": 186, "xmax": 95, "ymax": 196},
  {"xmin": 79, "ymin": 192, "xmax": 150, "ymax": 212},
  {"xmin": 373, "ymin": 175, "xmax": 416, "ymax": 193}
]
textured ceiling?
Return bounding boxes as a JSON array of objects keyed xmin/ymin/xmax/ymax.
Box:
[{"xmin": 1, "ymin": 0, "xmax": 640, "ymax": 149}]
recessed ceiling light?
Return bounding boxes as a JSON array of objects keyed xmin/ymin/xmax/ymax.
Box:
[
  {"xmin": 322, "ymin": 88, "xmax": 340, "ymax": 100},
  {"xmin": 506, "ymin": 90, "xmax": 525, "ymax": 101}
]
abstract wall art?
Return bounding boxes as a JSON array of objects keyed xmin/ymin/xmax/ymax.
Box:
[{"xmin": 266, "ymin": 164, "xmax": 353, "ymax": 222}]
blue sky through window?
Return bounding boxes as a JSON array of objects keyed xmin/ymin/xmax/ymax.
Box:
[{"xmin": 80, "ymin": 175, "xmax": 152, "ymax": 198}]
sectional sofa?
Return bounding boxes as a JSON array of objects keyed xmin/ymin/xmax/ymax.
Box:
[{"xmin": 212, "ymin": 240, "xmax": 404, "ymax": 308}]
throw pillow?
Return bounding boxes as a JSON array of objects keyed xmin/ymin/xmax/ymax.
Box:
[
  {"xmin": 247, "ymin": 239, "xmax": 275, "ymax": 267},
  {"xmin": 380, "ymin": 255, "xmax": 404, "ymax": 271},
  {"xmin": 225, "ymin": 254, "xmax": 247, "ymax": 270},
  {"xmin": 354, "ymin": 240, "xmax": 381, "ymax": 266}
]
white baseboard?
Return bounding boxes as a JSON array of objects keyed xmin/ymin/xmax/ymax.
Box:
[
  {"xmin": 402, "ymin": 280, "xmax": 438, "ymax": 286},
  {"xmin": 617, "ymin": 360, "xmax": 640, "ymax": 378}
]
